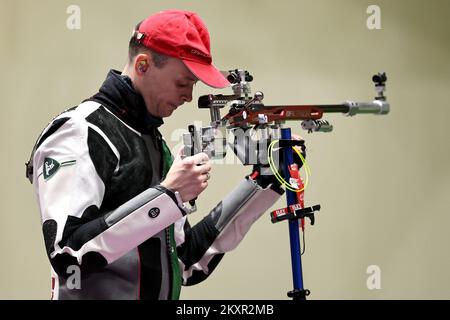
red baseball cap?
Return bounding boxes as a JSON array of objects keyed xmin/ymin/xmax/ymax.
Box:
[{"xmin": 136, "ymin": 10, "xmax": 229, "ymax": 89}]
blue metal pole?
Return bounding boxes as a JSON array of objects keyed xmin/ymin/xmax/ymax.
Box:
[{"xmin": 281, "ymin": 128, "xmax": 304, "ymax": 292}]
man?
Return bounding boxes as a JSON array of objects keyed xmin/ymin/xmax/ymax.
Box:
[{"xmin": 26, "ymin": 10, "xmax": 286, "ymax": 300}]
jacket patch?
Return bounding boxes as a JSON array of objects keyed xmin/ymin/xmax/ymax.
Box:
[
  {"xmin": 43, "ymin": 158, "xmax": 76, "ymax": 181},
  {"xmin": 43, "ymin": 158, "xmax": 60, "ymax": 180},
  {"xmin": 148, "ymin": 207, "xmax": 160, "ymax": 218}
]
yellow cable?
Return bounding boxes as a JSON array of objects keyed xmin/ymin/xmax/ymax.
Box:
[{"xmin": 267, "ymin": 139, "xmax": 311, "ymax": 192}]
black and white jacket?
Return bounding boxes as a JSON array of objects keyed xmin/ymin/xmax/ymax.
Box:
[{"xmin": 27, "ymin": 70, "xmax": 283, "ymax": 300}]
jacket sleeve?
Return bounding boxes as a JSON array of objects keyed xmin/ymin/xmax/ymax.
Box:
[
  {"xmin": 175, "ymin": 178, "xmax": 284, "ymax": 286},
  {"xmin": 32, "ymin": 109, "xmax": 185, "ymax": 279}
]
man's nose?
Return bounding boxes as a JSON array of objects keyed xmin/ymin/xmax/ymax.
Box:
[{"xmin": 182, "ymin": 90, "xmax": 193, "ymax": 103}]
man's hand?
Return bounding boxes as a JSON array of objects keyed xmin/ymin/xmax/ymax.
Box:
[{"xmin": 161, "ymin": 149, "xmax": 211, "ymax": 202}]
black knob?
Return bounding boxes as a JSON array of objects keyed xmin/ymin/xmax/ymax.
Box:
[
  {"xmin": 227, "ymin": 70, "xmax": 240, "ymax": 84},
  {"xmin": 372, "ymin": 72, "xmax": 387, "ymax": 84},
  {"xmin": 245, "ymin": 71, "xmax": 253, "ymax": 82},
  {"xmin": 198, "ymin": 94, "xmax": 213, "ymax": 108},
  {"xmin": 226, "ymin": 69, "xmax": 253, "ymax": 84}
]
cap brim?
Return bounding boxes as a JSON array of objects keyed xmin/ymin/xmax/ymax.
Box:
[{"xmin": 183, "ymin": 60, "xmax": 230, "ymax": 89}]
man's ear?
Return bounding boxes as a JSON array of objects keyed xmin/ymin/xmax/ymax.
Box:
[{"xmin": 135, "ymin": 53, "xmax": 151, "ymax": 74}]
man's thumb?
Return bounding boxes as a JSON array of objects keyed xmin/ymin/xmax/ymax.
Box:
[{"xmin": 174, "ymin": 146, "xmax": 184, "ymax": 162}]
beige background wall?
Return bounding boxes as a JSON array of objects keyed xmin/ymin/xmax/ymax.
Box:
[{"xmin": 1, "ymin": 0, "xmax": 449, "ymax": 299}]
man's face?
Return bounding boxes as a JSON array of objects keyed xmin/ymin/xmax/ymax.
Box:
[{"xmin": 139, "ymin": 56, "xmax": 198, "ymax": 118}]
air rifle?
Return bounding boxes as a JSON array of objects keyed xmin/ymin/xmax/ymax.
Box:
[{"xmin": 183, "ymin": 69, "xmax": 389, "ymax": 163}]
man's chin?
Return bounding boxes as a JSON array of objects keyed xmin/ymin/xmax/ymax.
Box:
[{"xmin": 162, "ymin": 109, "xmax": 175, "ymax": 118}]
